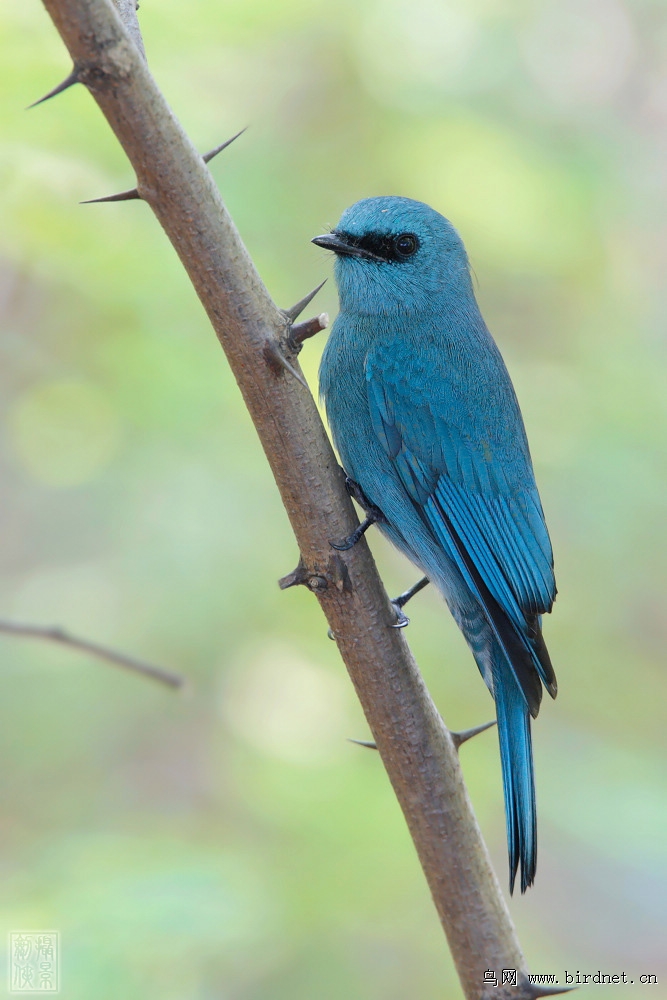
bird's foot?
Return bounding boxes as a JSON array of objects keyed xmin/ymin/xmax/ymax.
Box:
[
  {"xmin": 330, "ymin": 476, "xmax": 385, "ymax": 551},
  {"xmin": 389, "ymin": 576, "xmax": 429, "ymax": 628},
  {"xmin": 342, "ymin": 476, "xmax": 383, "ymax": 517},
  {"xmin": 330, "ymin": 514, "xmax": 378, "ymax": 551},
  {"xmin": 390, "ymin": 601, "xmax": 411, "ymax": 628}
]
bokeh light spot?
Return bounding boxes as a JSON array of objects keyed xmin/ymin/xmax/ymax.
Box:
[{"xmin": 222, "ymin": 643, "xmax": 351, "ymax": 765}]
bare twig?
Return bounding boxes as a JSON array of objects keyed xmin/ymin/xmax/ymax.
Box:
[
  {"xmin": 289, "ymin": 312, "xmax": 329, "ymax": 349},
  {"xmin": 0, "ymin": 619, "xmax": 184, "ymax": 688},
  {"xmin": 32, "ymin": 3, "xmax": 564, "ymax": 997}
]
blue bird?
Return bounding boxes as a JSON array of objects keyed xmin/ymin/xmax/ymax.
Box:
[{"xmin": 314, "ymin": 196, "xmax": 557, "ymax": 894}]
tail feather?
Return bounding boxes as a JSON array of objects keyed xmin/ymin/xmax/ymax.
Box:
[{"xmin": 494, "ymin": 665, "xmax": 537, "ymax": 894}]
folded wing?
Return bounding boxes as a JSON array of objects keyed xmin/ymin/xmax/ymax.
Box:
[{"xmin": 365, "ymin": 346, "xmax": 557, "ymax": 714}]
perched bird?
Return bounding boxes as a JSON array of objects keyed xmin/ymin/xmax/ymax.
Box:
[{"xmin": 314, "ymin": 196, "xmax": 557, "ymax": 894}]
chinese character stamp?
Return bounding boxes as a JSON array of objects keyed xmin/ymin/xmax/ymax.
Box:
[{"xmin": 9, "ymin": 932, "xmax": 59, "ymax": 993}]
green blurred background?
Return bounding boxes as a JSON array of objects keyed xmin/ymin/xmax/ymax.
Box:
[{"xmin": 1, "ymin": 1, "xmax": 666, "ymax": 997}]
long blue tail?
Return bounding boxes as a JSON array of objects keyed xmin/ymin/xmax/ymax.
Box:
[{"xmin": 494, "ymin": 664, "xmax": 537, "ymax": 894}]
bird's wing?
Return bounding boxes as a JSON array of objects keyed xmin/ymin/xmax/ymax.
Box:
[{"xmin": 365, "ymin": 345, "xmax": 556, "ymax": 709}]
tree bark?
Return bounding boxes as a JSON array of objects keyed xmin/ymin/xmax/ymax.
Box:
[{"xmin": 33, "ymin": 2, "xmax": 561, "ymax": 996}]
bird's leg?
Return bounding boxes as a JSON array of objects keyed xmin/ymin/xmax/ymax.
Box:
[
  {"xmin": 344, "ymin": 476, "xmax": 386, "ymax": 520},
  {"xmin": 330, "ymin": 515, "xmax": 376, "ymax": 551},
  {"xmin": 330, "ymin": 476, "xmax": 385, "ymax": 551},
  {"xmin": 390, "ymin": 576, "xmax": 430, "ymax": 628}
]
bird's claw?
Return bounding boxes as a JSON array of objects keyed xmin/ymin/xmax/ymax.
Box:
[
  {"xmin": 388, "ymin": 576, "xmax": 429, "ymax": 628},
  {"xmin": 390, "ymin": 601, "xmax": 410, "ymax": 628},
  {"xmin": 329, "ymin": 535, "xmax": 359, "ymax": 552},
  {"xmin": 330, "ymin": 478, "xmax": 386, "ymax": 551},
  {"xmin": 330, "ymin": 513, "xmax": 377, "ymax": 551}
]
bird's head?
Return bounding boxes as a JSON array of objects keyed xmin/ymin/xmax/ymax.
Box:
[{"xmin": 312, "ymin": 196, "xmax": 472, "ymax": 315}]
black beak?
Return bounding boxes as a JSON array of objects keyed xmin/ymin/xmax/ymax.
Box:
[{"xmin": 311, "ymin": 232, "xmax": 383, "ymax": 262}]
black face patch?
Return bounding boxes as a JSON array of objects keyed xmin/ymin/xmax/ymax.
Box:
[{"xmin": 335, "ymin": 230, "xmax": 421, "ymax": 263}]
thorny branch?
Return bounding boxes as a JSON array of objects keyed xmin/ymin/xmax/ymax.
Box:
[{"xmin": 32, "ymin": 2, "xmax": 570, "ymax": 997}]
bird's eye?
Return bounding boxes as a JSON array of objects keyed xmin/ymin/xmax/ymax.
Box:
[{"xmin": 394, "ymin": 233, "xmax": 419, "ymax": 258}]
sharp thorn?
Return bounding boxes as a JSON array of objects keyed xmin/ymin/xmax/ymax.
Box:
[
  {"xmin": 203, "ymin": 127, "xmax": 248, "ymax": 164},
  {"xmin": 282, "ymin": 356, "xmax": 309, "ymax": 389},
  {"xmin": 80, "ymin": 187, "xmax": 141, "ymax": 205},
  {"xmin": 327, "ymin": 628, "xmax": 336, "ymax": 641},
  {"xmin": 526, "ymin": 986, "xmax": 577, "ymax": 998},
  {"xmin": 347, "ymin": 738, "xmax": 377, "ymax": 750},
  {"xmin": 284, "ymin": 280, "xmax": 327, "ymax": 322},
  {"xmin": 27, "ymin": 68, "xmax": 79, "ymax": 109},
  {"xmin": 451, "ymin": 719, "xmax": 496, "ymax": 749},
  {"xmin": 263, "ymin": 343, "xmax": 308, "ymax": 389}
]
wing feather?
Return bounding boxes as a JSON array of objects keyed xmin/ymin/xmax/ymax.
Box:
[{"xmin": 365, "ymin": 346, "xmax": 557, "ymax": 704}]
